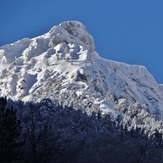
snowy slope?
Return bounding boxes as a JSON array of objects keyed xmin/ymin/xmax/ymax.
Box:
[{"xmin": 1, "ymin": 21, "xmax": 163, "ymax": 131}]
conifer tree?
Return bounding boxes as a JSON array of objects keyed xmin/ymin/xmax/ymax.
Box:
[{"xmin": 0, "ymin": 97, "xmax": 22, "ymax": 162}]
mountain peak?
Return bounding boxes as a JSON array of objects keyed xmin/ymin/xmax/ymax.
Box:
[
  {"xmin": 0, "ymin": 21, "xmax": 163, "ymax": 126},
  {"xmin": 1, "ymin": 21, "xmax": 163, "ymax": 139},
  {"xmin": 49, "ymin": 21, "xmax": 95, "ymax": 52}
]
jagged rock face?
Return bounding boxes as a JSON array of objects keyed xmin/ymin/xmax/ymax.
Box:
[{"xmin": 0, "ymin": 21, "xmax": 163, "ymax": 121}]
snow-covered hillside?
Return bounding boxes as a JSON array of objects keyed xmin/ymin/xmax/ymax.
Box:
[{"xmin": 1, "ymin": 21, "xmax": 163, "ymax": 133}]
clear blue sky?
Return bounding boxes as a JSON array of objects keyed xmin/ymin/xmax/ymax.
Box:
[{"xmin": 0, "ymin": 0, "xmax": 163, "ymax": 83}]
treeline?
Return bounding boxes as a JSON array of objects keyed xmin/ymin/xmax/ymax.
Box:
[{"xmin": 0, "ymin": 97, "xmax": 163, "ymax": 163}]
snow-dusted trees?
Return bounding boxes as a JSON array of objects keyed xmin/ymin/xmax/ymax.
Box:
[
  {"xmin": 20, "ymin": 100, "xmax": 56, "ymax": 162},
  {"xmin": 1, "ymin": 97, "xmax": 163, "ymax": 162}
]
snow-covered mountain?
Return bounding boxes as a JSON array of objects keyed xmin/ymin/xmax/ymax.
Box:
[{"xmin": 1, "ymin": 21, "xmax": 163, "ymax": 133}]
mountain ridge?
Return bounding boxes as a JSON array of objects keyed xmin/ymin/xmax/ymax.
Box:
[{"xmin": 0, "ymin": 21, "xmax": 163, "ymax": 134}]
